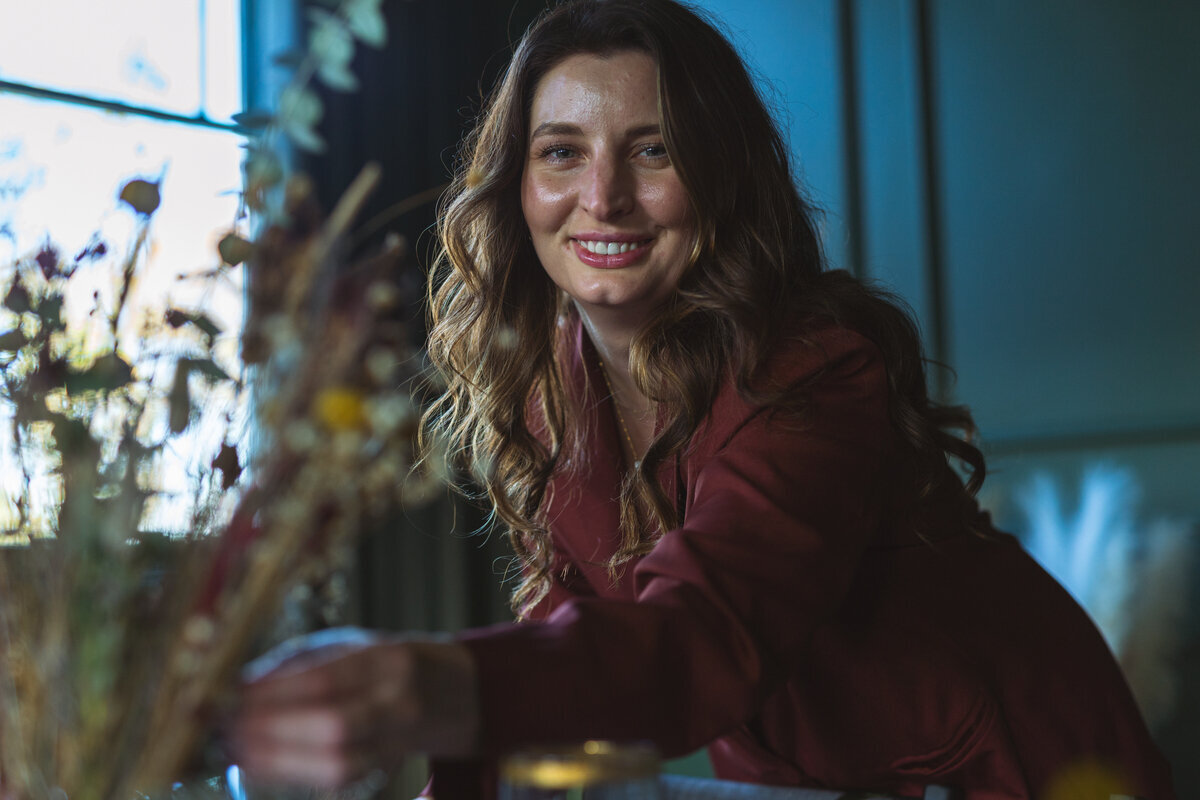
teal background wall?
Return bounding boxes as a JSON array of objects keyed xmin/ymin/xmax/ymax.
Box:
[
  {"xmin": 694, "ymin": 0, "xmax": 1200, "ymax": 520},
  {"xmin": 693, "ymin": 0, "xmax": 1200, "ymax": 793}
]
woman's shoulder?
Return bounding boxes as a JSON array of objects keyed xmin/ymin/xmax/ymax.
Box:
[
  {"xmin": 732, "ymin": 319, "xmax": 888, "ymax": 413},
  {"xmin": 692, "ymin": 321, "xmax": 890, "ymax": 455},
  {"xmin": 760, "ymin": 321, "xmax": 885, "ymax": 387}
]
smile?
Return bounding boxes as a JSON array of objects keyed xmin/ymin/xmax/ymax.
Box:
[
  {"xmin": 575, "ymin": 239, "xmax": 651, "ymax": 255},
  {"xmin": 570, "ymin": 238, "xmax": 654, "ymax": 269}
]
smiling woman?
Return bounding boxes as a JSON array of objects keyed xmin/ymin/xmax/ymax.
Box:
[{"xmin": 228, "ymin": 2, "xmax": 1178, "ymax": 799}]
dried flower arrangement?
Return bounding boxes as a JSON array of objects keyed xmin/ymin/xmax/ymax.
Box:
[{"xmin": 0, "ymin": 1, "xmax": 434, "ymax": 796}]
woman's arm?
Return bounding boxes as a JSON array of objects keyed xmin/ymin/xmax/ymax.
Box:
[{"xmin": 230, "ymin": 329, "xmax": 889, "ymax": 789}]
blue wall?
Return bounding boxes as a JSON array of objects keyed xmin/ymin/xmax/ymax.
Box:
[
  {"xmin": 695, "ymin": 0, "xmax": 852, "ymax": 273},
  {"xmin": 695, "ymin": 0, "xmax": 1200, "ymax": 792}
]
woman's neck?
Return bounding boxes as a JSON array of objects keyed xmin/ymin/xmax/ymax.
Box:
[
  {"xmin": 579, "ymin": 310, "xmax": 644, "ymax": 393},
  {"xmin": 578, "ymin": 308, "xmax": 656, "ymax": 461}
]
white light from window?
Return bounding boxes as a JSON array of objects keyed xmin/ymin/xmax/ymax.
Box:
[
  {"xmin": 0, "ymin": 0, "xmax": 243, "ymax": 122},
  {"xmin": 0, "ymin": 92, "xmax": 247, "ymax": 536},
  {"xmin": 204, "ymin": 0, "xmax": 245, "ymax": 122}
]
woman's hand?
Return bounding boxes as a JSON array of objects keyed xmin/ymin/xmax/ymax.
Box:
[{"xmin": 229, "ymin": 627, "xmax": 479, "ymax": 790}]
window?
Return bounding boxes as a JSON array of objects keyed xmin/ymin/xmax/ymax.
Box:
[{"xmin": 0, "ymin": 1, "xmax": 248, "ymax": 536}]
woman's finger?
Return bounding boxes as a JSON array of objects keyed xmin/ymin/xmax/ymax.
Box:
[
  {"xmin": 235, "ymin": 730, "xmax": 377, "ymax": 789},
  {"xmin": 241, "ymin": 643, "xmax": 390, "ymax": 709},
  {"xmin": 233, "ymin": 697, "xmax": 388, "ymax": 788},
  {"xmin": 236, "ymin": 697, "xmax": 374, "ymax": 750},
  {"xmin": 242, "ymin": 627, "xmax": 381, "ymax": 682}
]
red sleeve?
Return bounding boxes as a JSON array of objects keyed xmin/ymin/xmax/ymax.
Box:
[{"xmin": 459, "ymin": 330, "xmax": 890, "ymax": 759}]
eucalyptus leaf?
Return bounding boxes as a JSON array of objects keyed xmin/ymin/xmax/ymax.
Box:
[
  {"xmin": 270, "ymin": 49, "xmax": 307, "ymax": 69},
  {"xmin": 0, "ymin": 329, "xmax": 25, "ymax": 351},
  {"xmin": 36, "ymin": 296, "xmax": 65, "ymax": 331},
  {"xmin": 35, "ymin": 245, "xmax": 60, "ymax": 279},
  {"xmin": 74, "ymin": 236, "xmax": 108, "ymax": 263},
  {"xmin": 169, "ymin": 364, "xmax": 192, "ymax": 434},
  {"xmin": 345, "ymin": 0, "xmax": 387, "ymax": 48},
  {"xmin": 48, "ymin": 413, "xmax": 95, "ymax": 458},
  {"xmin": 165, "ymin": 309, "xmax": 223, "ymax": 341},
  {"xmin": 191, "ymin": 313, "xmax": 223, "ymax": 341},
  {"xmin": 65, "ymin": 353, "xmax": 134, "ymax": 394},
  {"xmin": 231, "ymin": 109, "xmax": 275, "ymax": 131},
  {"xmin": 245, "ymin": 150, "xmax": 284, "ymax": 189},
  {"xmin": 182, "ymin": 357, "xmax": 231, "ymax": 383},
  {"xmin": 119, "ymin": 179, "xmax": 162, "ymax": 216},
  {"xmin": 217, "ymin": 233, "xmax": 255, "ymax": 267},
  {"xmin": 308, "ymin": 10, "xmax": 359, "ymax": 92},
  {"xmin": 277, "ymin": 86, "xmax": 326, "ymax": 153},
  {"xmin": 3, "ymin": 282, "xmax": 31, "ymax": 313},
  {"xmin": 211, "ymin": 443, "xmax": 242, "ymax": 490}
]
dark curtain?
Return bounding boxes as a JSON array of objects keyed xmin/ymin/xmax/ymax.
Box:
[
  {"xmin": 306, "ymin": 0, "xmax": 545, "ymax": 256},
  {"xmin": 297, "ymin": 0, "xmax": 551, "ymax": 635}
]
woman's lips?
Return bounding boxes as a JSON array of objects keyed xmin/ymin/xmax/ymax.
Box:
[{"xmin": 571, "ymin": 238, "xmax": 652, "ymax": 268}]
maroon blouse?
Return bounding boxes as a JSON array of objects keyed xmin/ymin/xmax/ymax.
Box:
[{"xmin": 434, "ymin": 319, "xmax": 1175, "ymax": 800}]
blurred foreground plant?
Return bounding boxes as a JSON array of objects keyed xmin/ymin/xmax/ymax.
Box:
[{"xmin": 0, "ymin": 1, "xmax": 440, "ymax": 796}]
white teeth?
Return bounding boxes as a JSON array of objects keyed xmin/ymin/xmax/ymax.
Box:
[{"xmin": 579, "ymin": 240, "xmax": 644, "ymax": 255}]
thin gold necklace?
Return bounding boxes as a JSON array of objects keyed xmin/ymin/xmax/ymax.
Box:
[{"xmin": 597, "ymin": 359, "xmax": 641, "ymax": 470}]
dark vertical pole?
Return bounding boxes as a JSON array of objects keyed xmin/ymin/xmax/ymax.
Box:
[
  {"xmin": 836, "ymin": 0, "xmax": 865, "ymax": 280},
  {"xmin": 914, "ymin": 0, "xmax": 950, "ymax": 401}
]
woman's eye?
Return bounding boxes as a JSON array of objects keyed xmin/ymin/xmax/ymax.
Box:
[
  {"xmin": 639, "ymin": 144, "xmax": 670, "ymax": 162},
  {"xmin": 538, "ymin": 145, "xmax": 577, "ymax": 161}
]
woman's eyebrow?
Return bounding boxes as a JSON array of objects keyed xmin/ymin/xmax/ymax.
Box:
[
  {"xmin": 528, "ymin": 122, "xmax": 663, "ymax": 141},
  {"xmin": 529, "ymin": 121, "xmax": 582, "ymax": 140},
  {"xmin": 625, "ymin": 124, "xmax": 661, "ymax": 138}
]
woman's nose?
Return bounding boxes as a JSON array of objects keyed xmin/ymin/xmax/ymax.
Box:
[{"xmin": 579, "ymin": 156, "xmax": 634, "ymax": 221}]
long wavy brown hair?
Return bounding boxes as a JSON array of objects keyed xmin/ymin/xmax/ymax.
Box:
[{"xmin": 421, "ymin": 0, "xmax": 986, "ymax": 616}]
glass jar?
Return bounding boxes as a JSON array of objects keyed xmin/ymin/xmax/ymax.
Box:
[{"xmin": 499, "ymin": 741, "xmax": 662, "ymax": 800}]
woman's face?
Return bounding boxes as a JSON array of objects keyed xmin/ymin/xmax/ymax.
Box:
[{"xmin": 521, "ymin": 50, "xmax": 695, "ymax": 325}]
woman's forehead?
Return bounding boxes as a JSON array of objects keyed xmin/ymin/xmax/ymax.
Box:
[{"xmin": 528, "ymin": 51, "xmax": 660, "ymax": 130}]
